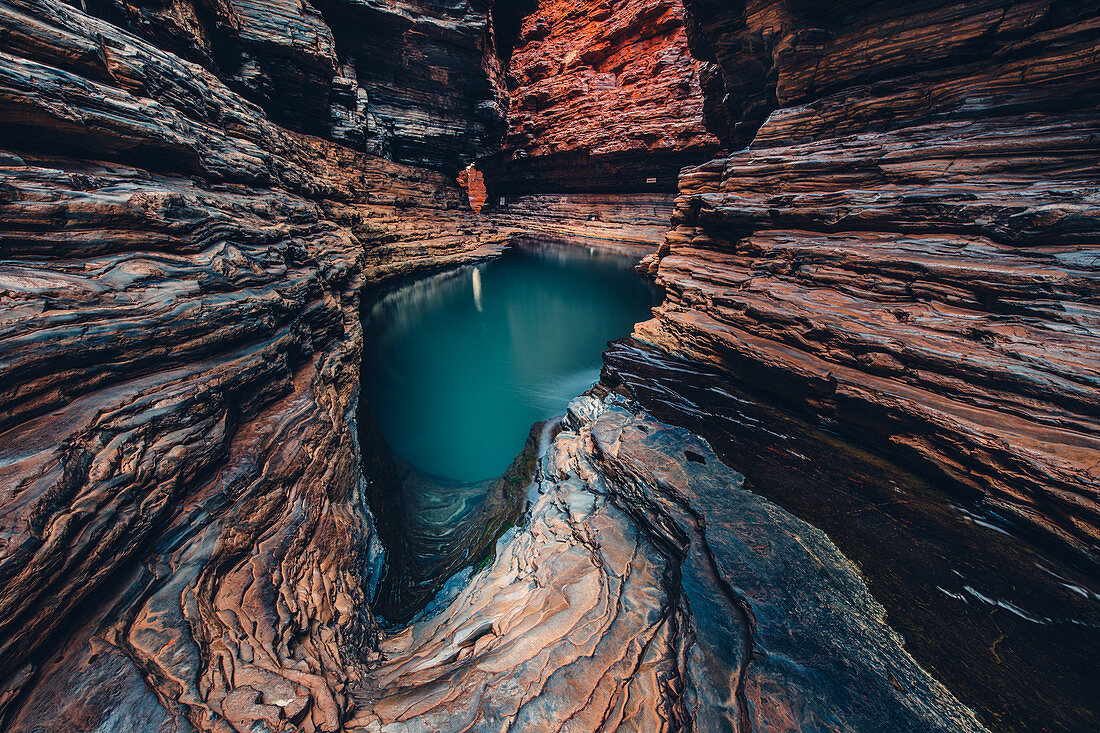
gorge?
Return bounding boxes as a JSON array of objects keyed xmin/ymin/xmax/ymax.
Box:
[{"xmin": 0, "ymin": 0, "xmax": 1097, "ymax": 732}]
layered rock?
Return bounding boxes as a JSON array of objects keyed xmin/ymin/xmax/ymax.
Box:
[
  {"xmin": 0, "ymin": 0, "xmax": 511, "ymax": 728},
  {"xmin": 311, "ymin": 0, "xmax": 509, "ymax": 174},
  {"xmin": 640, "ymin": 0, "xmax": 1100, "ymax": 563},
  {"xmin": 483, "ymin": 0, "xmax": 718, "ymax": 193},
  {"xmin": 488, "ymin": 193, "xmax": 677, "ymax": 245},
  {"xmin": 351, "ymin": 395, "xmax": 987, "ymax": 732},
  {"xmin": 457, "ymin": 163, "xmax": 488, "ymax": 212},
  {"xmin": 78, "ymin": 0, "xmax": 508, "ymax": 173},
  {"xmin": 601, "ymin": 339, "xmax": 1100, "ymax": 733},
  {"xmin": 480, "ymin": 0, "xmax": 719, "ymax": 245},
  {"xmin": 1, "ymin": 0, "xmax": 1094, "ymax": 730}
]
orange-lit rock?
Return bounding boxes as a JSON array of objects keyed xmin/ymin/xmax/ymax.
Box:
[
  {"xmin": 458, "ymin": 164, "xmax": 488, "ymax": 212},
  {"xmin": 482, "ymin": 0, "xmax": 719, "ymax": 195},
  {"xmin": 0, "ymin": 0, "xmax": 1093, "ymax": 729},
  {"xmin": 641, "ymin": 0, "xmax": 1100, "ymax": 564},
  {"xmin": 0, "ymin": 1, "xmax": 511, "ymax": 729}
]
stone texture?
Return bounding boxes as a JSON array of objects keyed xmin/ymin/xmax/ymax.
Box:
[
  {"xmin": 79, "ymin": 0, "xmax": 508, "ymax": 173},
  {"xmin": 479, "ymin": 0, "xmax": 719, "ymax": 247},
  {"xmin": 481, "ymin": 0, "xmax": 718, "ymax": 195},
  {"xmin": 641, "ymin": 0, "xmax": 1100, "ymax": 563},
  {"xmin": 350, "ymin": 395, "xmax": 987, "ymax": 732},
  {"xmin": 0, "ymin": 0, "xmax": 511, "ymax": 728},
  {"xmin": 0, "ymin": 0, "xmax": 1093, "ymax": 730},
  {"xmin": 601, "ymin": 338, "xmax": 1100, "ymax": 733},
  {"xmin": 457, "ymin": 163, "xmax": 487, "ymax": 212},
  {"xmin": 489, "ymin": 193, "xmax": 676, "ymax": 245},
  {"xmin": 311, "ymin": 0, "xmax": 509, "ymax": 174}
]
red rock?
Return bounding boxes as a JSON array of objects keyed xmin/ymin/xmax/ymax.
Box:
[
  {"xmin": 0, "ymin": 0, "xmax": 512, "ymax": 729},
  {"xmin": 642, "ymin": 0, "xmax": 1100, "ymax": 562},
  {"xmin": 457, "ymin": 164, "xmax": 487, "ymax": 213},
  {"xmin": 0, "ymin": 0, "xmax": 1092, "ymax": 729},
  {"xmin": 481, "ymin": 0, "xmax": 719, "ymax": 246}
]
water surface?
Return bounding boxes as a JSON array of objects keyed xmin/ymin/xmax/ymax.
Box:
[{"xmin": 363, "ymin": 238, "xmax": 659, "ymax": 482}]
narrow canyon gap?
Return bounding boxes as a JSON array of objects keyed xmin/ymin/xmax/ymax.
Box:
[{"xmin": 0, "ymin": 1, "xmax": 1096, "ymax": 733}]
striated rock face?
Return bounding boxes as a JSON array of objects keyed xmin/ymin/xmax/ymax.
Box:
[
  {"xmin": 488, "ymin": 193, "xmax": 677, "ymax": 245},
  {"xmin": 480, "ymin": 0, "xmax": 719, "ymax": 246},
  {"xmin": 0, "ymin": 0, "xmax": 1093, "ymax": 730},
  {"xmin": 601, "ymin": 339, "xmax": 1100, "ymax": 733},
  {"xmin": 482, "ymin": 0, "xmax": 718, "ymax": 195},
  {"xmin": 642, "ymin": 0, "xmax": 1100, "ymax": 563},
  {"xmin": 0, "ymin": 0, "xmax": 510, "ymax": 728},
  {"xmin": 351, "ymin": 394, "xmax": 987, "ymax": 732},
  {"xmin": 312, "ymin": 0, "xmax": 509, "ymax": 174},
  {"xmin": 78, "ymin": 0, "xmax": 508, "ymax": 173}
]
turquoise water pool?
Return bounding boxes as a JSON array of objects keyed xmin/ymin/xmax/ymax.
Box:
[{"xmin": 362, "ymin": 239, "xmax": 659, "ymax": 482}]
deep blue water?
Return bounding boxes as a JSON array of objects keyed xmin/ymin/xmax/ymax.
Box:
[{"xmin": 363, "ymin": 240, "xmax": 659, "ymax": 481}]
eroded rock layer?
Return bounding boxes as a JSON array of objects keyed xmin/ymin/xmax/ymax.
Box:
[
  {"xmin": 480, "ymin": 0, "xmax": 718, "ymax": 247},
  {"xmin": 641, "ymin": 0, "xmax": 1100, "ymax": 563},
  {"xmin": 1, "ymin": 0, "xmax": 1094, "ymax": 730},
  {"xmin": 481, "ymin": 0, "xmax": 718, "ymax": 195},
  {"xmin": 0, "ymin": 0, "xmax": 511, "ymax": 728},
  {"xmin": 602, "ymin": 339, "xmax": 1100, "ymax": 733},
  {"xmin": 77, "ymin": 0, "xmax": 507, "ymax": 173},
  {"xmin": 351, "ymin": 395, "xmax": 987, "ymax": 732},
  {"xmin": 489, "ymin": 193, "xmax": 676, "ymax": 245}
]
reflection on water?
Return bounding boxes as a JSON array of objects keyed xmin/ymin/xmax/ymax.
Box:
[{"xmin": 363, "ymin": 238, "xmax": 659, "ymax": 482}]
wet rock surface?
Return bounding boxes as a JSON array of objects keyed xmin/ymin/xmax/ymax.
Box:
[
  {"xmin": 361, "ymin": 415, "xmax": 537, "ymax": 625},
  {"xmin": 353, "ymin": 395, "xmax": 988, "ymax": 732}
]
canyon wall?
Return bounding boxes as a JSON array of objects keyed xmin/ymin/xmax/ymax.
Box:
[
  {"xmin": 482, "ymin": 0, "xmax": 719, "ymax": 243},
  {"xmin": 639, "ymin": 0, "xmax": 1100, "ymax": 562},
  {"xmin": 0, "ymin": 0, "xmax": 1094, "ymax": 730},
  {"xmin": 79, "ymin": 0, "xmax": 508, "ymax": 174},
  {"xmin": 0, "ymin": 0, "xmax": 512, "ymax": 728}
]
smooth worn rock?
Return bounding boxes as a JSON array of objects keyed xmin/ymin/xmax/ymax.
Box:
[
  {"xmin": 601, "ymin": 338, "xmax": 1100, "ymax": 733},
  {"xmin": 351, "ymin": 395, "xmax": 988, "ymax": 732}
]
